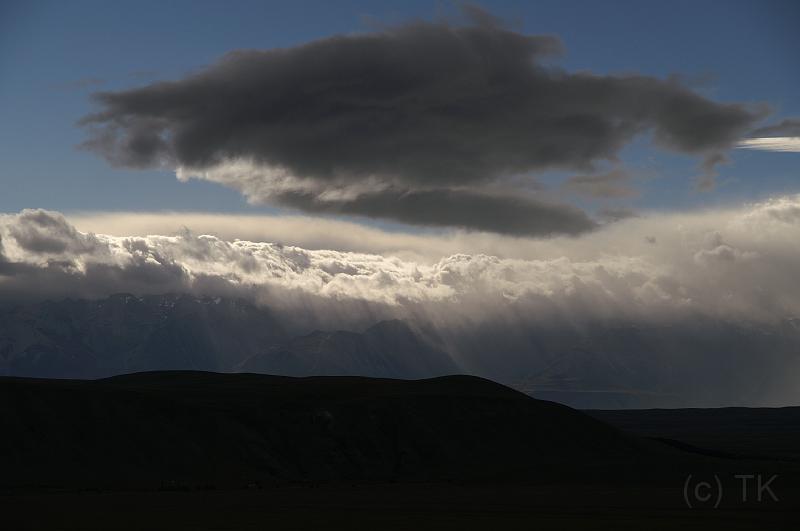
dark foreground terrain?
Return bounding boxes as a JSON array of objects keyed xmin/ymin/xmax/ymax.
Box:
[
  {"xmin": 591, "ymin": 407, "xmax": 800, "ymax": 462},
  {"xmin": 1, "ymin": 371, "xmax": 798, "ymax": 529}
]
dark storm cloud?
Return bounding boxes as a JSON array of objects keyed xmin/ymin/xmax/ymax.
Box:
[
  {"xmin": 276, "ymin": 187, "xmax": 596, "ymax": 237},
  {"xmin": 750, "ymin": 118, "xmax": 800, "ymax": 138},
  {"xmin": 81, "ymin": 6, "xmax": 764, "ymax": 235}
]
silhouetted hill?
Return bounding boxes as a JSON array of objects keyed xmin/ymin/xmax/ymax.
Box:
[{"xmin": 1, "ymin": 371, "xmax": 650, "ymax": 488}]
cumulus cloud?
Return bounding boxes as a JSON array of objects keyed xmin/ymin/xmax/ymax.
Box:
[
  {"xmin": 7, "ymin": 209, "xmax": 101, "ymax": 255},
  {"xmin": 4, "ymin": 195, "xmax": 800, "ymax": 326},
  {"xmin": 80, "ymin": 7, "xmax": 764, "ymax": 236}
]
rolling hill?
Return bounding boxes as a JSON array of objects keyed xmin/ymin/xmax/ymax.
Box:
[{"xmin": 1, "ymin": 370, "xmax": 649, "ymax": 488}]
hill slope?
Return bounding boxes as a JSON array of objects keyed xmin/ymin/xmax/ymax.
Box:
[{"xmin": 1, "ymin": 371, "xmax": 648, "ymax": 488}]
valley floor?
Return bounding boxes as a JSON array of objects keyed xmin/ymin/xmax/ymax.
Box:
[{"xmin": 2, "ymin": 483, "xmax": 798, "ymax": 530}]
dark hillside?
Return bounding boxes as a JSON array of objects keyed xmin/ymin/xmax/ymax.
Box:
[{"xmin": 2, "ymin": 371, "xmax": 651, "ymax": 488}]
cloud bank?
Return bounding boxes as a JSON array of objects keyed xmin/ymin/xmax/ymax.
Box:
[
  {"xmin": 3, "ymin": 195, "xmax": 800, "ymax": 326},
  {"xmin": 81, "ymin": 7, "xmax": 764, "ymax": 236}
]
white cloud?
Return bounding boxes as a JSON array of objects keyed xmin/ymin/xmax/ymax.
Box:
[
  {"xmin": 737, "ymin": 137, "xmax": 800, "ymax": 152},
  {"xmin": 0, "ymin": 195, "xmax": 799, "ymax": 325}
]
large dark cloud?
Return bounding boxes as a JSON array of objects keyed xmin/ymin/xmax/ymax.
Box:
[
  {"xmin": 276, "ymin": 187, "xmax": 596, "ymax": 237},
  {"xmin": 81, "ymin": 7, "xmax": 764, "ymax": 236}
]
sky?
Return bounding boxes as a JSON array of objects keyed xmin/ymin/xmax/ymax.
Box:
[{"xmin": 0, "ymin": 0, "xmax": 798, "ymax": 218}]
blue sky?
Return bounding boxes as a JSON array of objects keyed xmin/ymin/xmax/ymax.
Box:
[{"xmin": 1, "ymin": 0, "xmax": 797, "ymax": 217}]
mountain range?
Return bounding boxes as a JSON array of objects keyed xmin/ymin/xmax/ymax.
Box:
[{"xmin": 0, "ymin": 294, "xmax": 455, "ymax": 381}]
